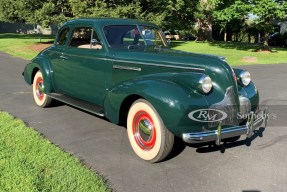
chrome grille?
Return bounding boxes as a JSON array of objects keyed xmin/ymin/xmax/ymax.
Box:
[
  {"xmin": 209, "ymin": 87, "xmax": 239, "ymax": 127},
  {"xmin": 239, "ymin": 96, "xmax": 251, "ymax": 121}
]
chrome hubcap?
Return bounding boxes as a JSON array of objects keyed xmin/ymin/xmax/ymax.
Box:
[
  {"xmin": 35, "ymin": 78, "xmax": 44, "ymax": 100},
  {"xmin": 133, "ymin": 111, "xmax": 156, "ymax": 150},
  {"xmin": 138, "ymin": 119, "xmax": 153, "ymax": 142}
]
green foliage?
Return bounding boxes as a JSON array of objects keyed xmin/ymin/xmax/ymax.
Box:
[
  {"xmin": 251, "ymin": 0, "xmax": 285, "ymax": 25},
  {"xmin": 250, "ymin": 0, "xmax": 286, "ymax": 47},
  {"xmin": 195, "ymin": 0, "xmax": 220, "ymax": 20},
  {"xmin": 0, "ymin": 0, "xmax": 197, "ymax": 30},
  {"xmin": 68, "ymin": 0, "xmax": 142, "ymax": 18},
  {"xmin": 162, "ymin": 0, "xmax": 197, "ymax": 30},
  {"xmin": 0, "ymin": 0, "xmax": 70, "ymax": 27},
  {"xmin": 0, "ymin": 0, "xmax": 286, "ymax": 45},
  {"xmin": 214, "ymin": 1, "xmax": 250, "ymax": 31}
]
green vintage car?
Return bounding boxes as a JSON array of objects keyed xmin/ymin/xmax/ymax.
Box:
[{"xmin": 23, "ymin": 18, "xmax": 268, "ymax": 163}]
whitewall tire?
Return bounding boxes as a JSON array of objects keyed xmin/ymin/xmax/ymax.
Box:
[
  {"xmin": 32, "ymin": 71, "xmax": 53, "ymax": 107},
  {"xmin": 127, "ymin": 99, "xmax": 174, "ymax": 163}
]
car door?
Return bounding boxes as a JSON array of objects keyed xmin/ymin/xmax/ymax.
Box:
[
  {"xmin": 49, "ymin": 26, "xmax": 71, "ymax": 90},
  {"xmin": 51, "ymin": 25, "xmax": 107, "ymax": 105}
]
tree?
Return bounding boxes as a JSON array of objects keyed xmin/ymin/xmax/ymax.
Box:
[
  {"xmin": 33, "ymin": 0, "xmax": 72, "ymax": 27},
  {"xmin": 195, "ymin": 0, "xmax": 220, "ymax": 41},
  {"xmin": 137, "ymin": 0, "xmax": 197, "ymax": 31},
  {"xmin": 251, "ymin": 0, "xmax": 286, "ymax": 48},
  {"xmin": 0, "ymin": 0, "xmax": 43, "ymax": 23},
  {"xmin": 0, "ymin": 0, "xmax": 198, "ymax": 30},
  {"xmin": 213, "ymin": 0, "xmax": 250, "ymax": 42},
  {"xmin": 69, "ymin": 0, "xmax": 142, "ymax": 19},
  {"xmin": 0, "ymin": 0, "xmax": 71, "ymax": 27}
]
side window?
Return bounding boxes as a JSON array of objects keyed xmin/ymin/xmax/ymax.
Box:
[
  {"xmin": 123, "ymin": 29, "xmax": 144, "ymax": 46},
  {"xmin": 139, "ymin": 26, "xmax": 163, "ymax": 46},
  {"xmin": 57, "ymin": 28, "xmax": 69, "ymax": 46},
  {"xmin": 69, "ymin": 27, "xmax": 102, "ymax": 50},
  {"xmin": 104, "ymin": 25, "xmax": 144, "ymax": 47}
]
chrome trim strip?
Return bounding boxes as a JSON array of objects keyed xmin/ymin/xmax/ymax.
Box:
[
  {"xmin": 115, "ymin": 59, "xmax": 205, "ymax": 72},
  {"xmin": 63, "ymin": 53, "xmax": 205, "ymax": 72},
  {"xmin": 113, "ymin": 65, "xmax": 142, "ymax": 71}
]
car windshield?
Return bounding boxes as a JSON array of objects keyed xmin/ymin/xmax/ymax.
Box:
[{"xmin": 104, "ymin": 25, "xmax": 167, "ymax": 48}]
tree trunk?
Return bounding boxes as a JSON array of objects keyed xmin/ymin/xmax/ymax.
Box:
[
  {"xmin": 196, "ymin": 17, "xmax": 213, "ymax": 41},
  {"xmin": 224, "ymin": 28, "xmax": 227, "ymax": 42},
  {"xmin": 261, "ymin": 32, "xmax": 270, "ymax": 50},
  {"xmin": 235, "ymin": 33, "xmax": 239, "ymax": 42}
]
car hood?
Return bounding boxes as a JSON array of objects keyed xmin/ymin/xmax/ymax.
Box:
[
  {"xmin": 111, "ymin": 47, "xmax": 226, "ymax": 70},
  {"xmin": 111, "ymin": 47, "xmax": 239, "ymax": 104}
]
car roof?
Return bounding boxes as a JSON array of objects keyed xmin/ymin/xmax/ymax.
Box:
[{"xmin": 64, "ymin": 18, "xmax": 158, "ymax": 28}]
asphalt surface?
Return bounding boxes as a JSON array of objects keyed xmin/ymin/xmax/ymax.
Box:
[{"xmin": 0, "ymin": 51, "xmax": 287, "ymax": 192}]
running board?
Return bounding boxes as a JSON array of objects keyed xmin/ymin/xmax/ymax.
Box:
[{"xmin": 48, "ymin": 93, "xmax": 105, "ymax": 117}]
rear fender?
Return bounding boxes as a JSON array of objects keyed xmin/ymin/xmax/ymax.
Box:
[{"xmin": 24, "ymin": 56, "xmax": 53, "ymax": 93}]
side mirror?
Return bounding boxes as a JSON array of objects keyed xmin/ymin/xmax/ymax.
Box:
[{"xmin": 166, "ymin": 39, "xmax": 171, "ymax": 45}]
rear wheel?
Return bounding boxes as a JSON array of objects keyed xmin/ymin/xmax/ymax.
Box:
[
  {"xmin": 32, "ymin": 71, "xmax": 53, "ymax": 107},
  {"xmin": 127, "ymin": 99, "xmax": 174, "ymax": 163}
]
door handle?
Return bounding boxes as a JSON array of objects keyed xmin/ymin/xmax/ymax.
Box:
[{"xmin": 60, "ymin": 55, "xmax": 68, "ymax": 60}]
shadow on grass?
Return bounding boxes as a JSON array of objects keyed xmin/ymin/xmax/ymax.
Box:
[
  {"xmin": 208, "ymin": 41, "xmax": 259, "ymax": 51},
  {"xmin": 169, "ymin": 41, "xmax": 188, "ymax": 48},
  {"xmin": 171, "ymin": 40, "xmax": 287, "ymax": 52},
  {"xmin": 0, "ymin": 33, "xmax": 55, "ymax": 39},
  {"xmin": 208, "ymin": 41, "xmax": 287, "ymax": 52},
  {"xmin": 170, "ymin": 40, "xmax": 260, "ymax": 51},
  {"xmin": 34, "ymin": 41, "xmax": 54, "ymax": 44}
]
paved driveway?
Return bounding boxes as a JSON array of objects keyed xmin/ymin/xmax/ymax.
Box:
[{"xmin": 0, "ymin": 51, "xmax": 287, "ymax": 192}]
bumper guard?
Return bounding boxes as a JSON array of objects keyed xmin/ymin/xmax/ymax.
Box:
[{"xmin": 182, "ymin": 108, "xmax": 268, "ymax": 145}]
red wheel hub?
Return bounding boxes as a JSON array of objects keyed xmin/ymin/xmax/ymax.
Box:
[{"xmin": 35, "ymin": 76, "xmax": 44, "ymax": 100}]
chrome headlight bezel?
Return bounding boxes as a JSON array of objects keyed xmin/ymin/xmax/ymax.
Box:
[
  {"xmin": 199, "ymin": 75, "xmax": 213, "ymax": 94},
  {"xmin": 239, "ymin": 70, "xmax": 251, "ymax": 86}
]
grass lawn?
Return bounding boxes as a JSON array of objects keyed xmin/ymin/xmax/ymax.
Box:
[
  {"xmin": 0, "ymin": 112, "xmax": 110, "ymax": 192},
  {"xmin": 0, "ymin": 33, "xmax": 54, "ymax": 60},
  {"xmin": 1, "ymin": 33, "xmax": 287, "ymax": 65},
  {"xmin": 172, "ymin": 41, "xmax": 287, "ymax": 66}
]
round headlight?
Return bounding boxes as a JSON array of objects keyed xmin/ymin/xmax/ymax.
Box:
[
  {"xmin": 240, "ymin": 71, "xmax": 251, "ymax": 86},
  {"xmin": 199, "ymin": 75, "xmax": 213, "ymax": 94}
]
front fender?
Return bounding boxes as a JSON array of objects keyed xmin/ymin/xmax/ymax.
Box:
[
  {"xmin": 238, "ymin": 82, "xmax": 259, "ymax": 110},
  {"xmin": 23, "ymin": 56, "xmax": 53, "ymax": 93},
  {"xmin": 234, "ymin": 68, "xmax": 259, "ymax": 110},
  {"xmin": 104, "ymin": 78, "xmax": 209, "ymax": 137}
]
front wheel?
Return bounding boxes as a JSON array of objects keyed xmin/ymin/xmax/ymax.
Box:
[
  {"xmin": 32, "ymin": 71, "xmax": 53, "ymax": 107},
  {"xmin": 127, "ymin": 99, "xmax": 174, "ymax": 163}
]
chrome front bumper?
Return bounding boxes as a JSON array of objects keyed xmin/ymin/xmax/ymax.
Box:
[{"xmin": 182, "ymin": 108, "xmax": 268, "ymax": 145}]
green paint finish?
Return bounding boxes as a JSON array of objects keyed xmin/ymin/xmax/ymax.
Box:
[{"xmin": 23, "ymin": 18, "xmax": 260, "ymax": 138}]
